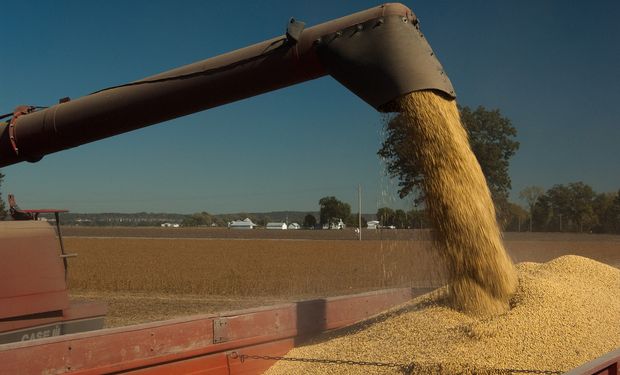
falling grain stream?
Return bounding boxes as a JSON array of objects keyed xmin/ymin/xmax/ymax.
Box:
[
  {"xmin": 397, "ymin": 91, "xmax": 517, "ymax": 316},
  {"xmin": 266, "ymin": 92, "xmax": 620, "ymax": 374}
]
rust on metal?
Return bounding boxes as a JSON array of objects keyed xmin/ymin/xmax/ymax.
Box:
[{"xmin": 7, "ymin": 105, "xmax": 35, "ymax": 156}]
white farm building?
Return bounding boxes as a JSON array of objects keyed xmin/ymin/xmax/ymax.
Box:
[
  {"xmin": 266, "ymin": 222, "xmax": 287, "ymax": 230},
  {"xmin": 228, "ymin": 218, "xmax": 257, "ymax": 229},
  {"xmin": 367, "ymin": 220, "xmax": 380, "ymax": 229}
]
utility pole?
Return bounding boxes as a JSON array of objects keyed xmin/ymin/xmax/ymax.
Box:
[{"xmin": 358, "ymin": 184, "xmax": 362, "ymax": 241}]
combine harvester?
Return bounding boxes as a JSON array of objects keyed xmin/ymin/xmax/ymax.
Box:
[{"xmin": 0, "ymin": 3, "xmax": 617, "ymax": 374}]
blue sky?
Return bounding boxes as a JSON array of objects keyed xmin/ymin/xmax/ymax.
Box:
[{"xmin": 1, "ymin": 1, "xmax": 619, "ymax": 214}]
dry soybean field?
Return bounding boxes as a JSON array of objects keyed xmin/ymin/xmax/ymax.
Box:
[{"xmin": 64, "ymin": 227, "xmax": 620, "ymax": 328}]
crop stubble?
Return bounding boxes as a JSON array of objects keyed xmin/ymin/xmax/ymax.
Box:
[
  {"xmin": 65, "ymin": 235, "xmax": 618, "ymax": 329},
  {"xmin": 66, "ymin": 237, "xmax": 441, "ymax": 296},
  {"xmin": 66, "ymin": 236, "xmax": 444, "ymax": 326}
]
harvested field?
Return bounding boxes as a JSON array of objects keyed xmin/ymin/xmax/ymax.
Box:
[
  {"xmin": 64, "ymin": 233, "xmax": 619, "ymax": 327},
  {"xmin": 65, "ymin": 238, "xmax": 441, "ymax": 295},
  {"xmin": 65, "ymin": 236, "xmax": 442, "ymax": 327},
  {"xmin": 61, "ymin": 226, "xmax": 423, "ymax": 241}
]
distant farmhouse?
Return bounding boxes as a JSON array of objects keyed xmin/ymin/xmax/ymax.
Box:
[
  {"xmin": 323, "ymin": 218, "xmax": 345, "ymax": 230},
  {"xmin": 288, "ymin": 222, "xmax": 300, "ymax": 230},
  {"xmin": 228, "ymin": 218, "xmax": 257, "ymax": 229},
  {"xmin": 266, "ymin": 222, "xmax": 287, "ymax": 230},
  {"xmin": 367, "ymin": 220, "xmax": 380, "ymax": 229}
]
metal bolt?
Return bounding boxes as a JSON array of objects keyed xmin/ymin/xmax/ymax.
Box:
[
  {"xmin": 402, "ymin": 17, "xmax": 408, "ymax": 23},
  {"xmin": 336, "ymin": 31, "xmax": 342, "ymax": 37},
  {"xmin": 356, "ymin": 24, "xmax": 363, "ymax": 31}
]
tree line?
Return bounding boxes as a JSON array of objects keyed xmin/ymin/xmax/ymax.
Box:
[
  {"xmin": 1, "ymin": 104, "xmax": 617, "ymax": 233},
  {"xmin": 370, "ymin": 183, "xmax": 620, "ymax": 234},
  {"xmin": 517, "ymin": 183, "xmax": 620, "ymax": 233}
]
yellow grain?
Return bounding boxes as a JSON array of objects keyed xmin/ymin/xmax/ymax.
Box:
[
  {"xmin": 396, "ymin": 91, "xmax": 517, "ymax": 315},
  {"xmin": 266, "ymin": 255, "xmax": 620, "ymax": 374}
]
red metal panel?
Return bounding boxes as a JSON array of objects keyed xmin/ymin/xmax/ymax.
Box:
[
  {"xmin": 324, "ymin": 288, "xmax": 420, "ymax": 329},
  {"xmin": 62, "ymin": 301, "xmax": 108, "ymax": 321},
  {"xmin": 0, "ymin": 221, "xmax": 69, "ymax": 318},
  {"xmin": 0, "ymin": 300, "xmax": 106, "ymax": 333},
  {"xmin": 564, "ymin": 347, "xmax": 620, "ymax": 375},
  {"xmin": 213, "ymin": 288, "xmax": 418, "ymax": 346},
  {"xmin": 228, "ymin": 338, "xmax": 295, "ymax": 375},
  {"xmin": 0, "ymin": 291, "xmax": 70, "ymax": 322},
  {"xmin": 214, "ymin": 305, "xmax": 297, "ymax": 344},
  {"xmin": 0, "ymin": 315, "xmax": 215, "ymax": 375},
  {"xmin": 0, "ymin": 287, "xmax": 422, "ymax": 374},
  {"xmin": 124, "ymin": 352, "xmax": 230, "ymax": 375}
]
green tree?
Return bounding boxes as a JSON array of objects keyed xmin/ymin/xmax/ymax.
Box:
[
  {"xmin": 407, "ymin": 209, "xmax": 428, "ymax": 229},
  {"xmin": 610, "ymin": 191, "xmax": 620, "ymax": 234},
  {"xmin": 378, "ymin": 105, "xmax": 519, "ymax": 223},
  {"xmin": 181, "ymin": 212, "xmax": 213, "ymax": 227},
  {"xmin": 319, "ymin": 196, "xmax": 351, "ymax": 227},
  {"xmin": 519, "ymin": 186, "xmax": 545, "ymax": 231},
  {"xmin": 0, "ymin": 171, "xmax": 6, "ymax": 220},
  {"xmin": 546, "ymin": 184, "xmax": 572, "ymax": 231},
  {"xmin": 345, "ymin": 213, "xmax": 367, "ymax": 228},
  {"xmin": 393, "ymin": 209, "xmax": 408, "ymax": 229},
  {"xmin": 532, "ymin": 193, "xmax": 553, "ymax": 231},
  {"xmin": 592, "ymin": 192, "xmax": 616, "ymax": 233},
  {"xmin": 303, "ymin": 214, "xmax": 317, "ymax": 228},
  {"xmin": 537, "ymin": 182, "xmax": 597, "ymax": 232},
  {"xmin": 376, "ymin": 207, "xmax": 395, "ymax": 227},
  {"xmin": 567, "ymin": 182, "xmax": 596, "ymax": 232}
]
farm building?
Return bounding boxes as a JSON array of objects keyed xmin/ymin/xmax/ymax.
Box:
[
  {"xmin": 228, "ymin": 218, "xmax": 257, "ymax": 229},
  {"xmin": 288, "ymin": 222, "xmax": 300, "ymax": 229},
  {"xmin": 323, "ymin": 218, "xmax": 345, "ymax": 230},
  {"xmin": 266, "ymin": 222, "xmax": 287, "ymax": 230},
  {"xmin": 367, "ymin": 220, "xmax": 380, "ymax": 229}
]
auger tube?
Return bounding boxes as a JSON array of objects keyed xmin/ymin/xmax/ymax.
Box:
[{"xmin": 0, "ymin": 3, "xmax": 454, "ymax": 168}]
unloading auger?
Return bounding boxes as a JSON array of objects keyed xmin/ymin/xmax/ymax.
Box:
[{"xmin": 0, "ymin": 3, "xmax": 453, "ymax": 168}]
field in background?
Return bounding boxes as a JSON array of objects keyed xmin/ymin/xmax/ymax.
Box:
[
  {"xmin": 64, "ymin": 228, "xmax": 619, "ymax": 327},
  {"xmin": 61, "ymin": 226, "xmax": 422, "ymax": 241}
]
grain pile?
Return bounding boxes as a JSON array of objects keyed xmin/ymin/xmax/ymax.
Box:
[
  {"xmin": 397, "ymin": 91, "xmax": 516, "ymax": 315},
  {"xmin": 266, "ymin": 255, "xmax": 620, "ymax": 374}
]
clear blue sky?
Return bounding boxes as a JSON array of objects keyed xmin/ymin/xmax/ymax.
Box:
[{"xmin": 1, "ymin": 1, "xmax": 619, "ymax": 214}]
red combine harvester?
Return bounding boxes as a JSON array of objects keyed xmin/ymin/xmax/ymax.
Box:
[
  {"xmin": 0, "ymin": 3, "xmax": 617, "ymax": 374},
  {"xmin": 0, "ymin": 195, "xmax": 106, "ymax": 345}
]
